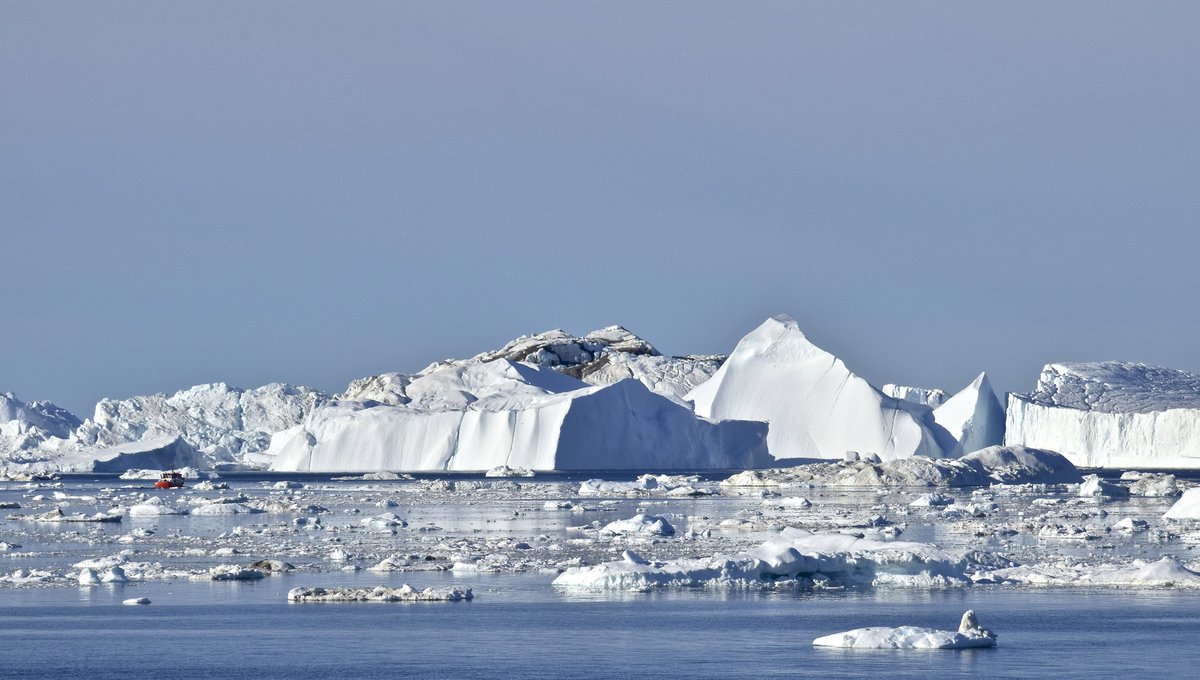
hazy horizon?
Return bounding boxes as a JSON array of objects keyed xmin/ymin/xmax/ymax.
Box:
[{"xmin": 4, "ymin": 2, "xmax": 1198, "ymax": 416}]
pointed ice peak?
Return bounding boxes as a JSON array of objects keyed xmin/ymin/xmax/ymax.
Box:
[
  {"xmin": 689, "ymin": 315, "xmax": 956, "ymax": 460},
  {"xmin": 729, "ymin": 315, "xmax": 831, "ymax": 364},
  {"xmin": 933, "ymin": 372, "xmax": 1005, "ymax": 455}
]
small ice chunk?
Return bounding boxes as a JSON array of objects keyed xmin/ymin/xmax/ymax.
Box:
[
  {"xmin": 1078, "ymin": 475, "xmax": 1129, "ymax": 498},
  {"xmin": 600, "ymin": 514, "xmax": 675, "ymax": 537}
]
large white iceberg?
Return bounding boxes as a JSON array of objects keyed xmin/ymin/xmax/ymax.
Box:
[
  {"xmin": 688, "ymin": 316, "xmax": 959, "ymax": 461},
  {"xmin": 254, "ymin": 360, "xmax": 769, "ymax": 472},
  {"xmin": 1006, "ymin": 362, "xmax": 1200, "ymax": 468}
]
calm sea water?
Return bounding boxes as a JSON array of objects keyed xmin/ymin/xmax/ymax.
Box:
[{"xmin": 2, "ymin": 574, "xmax": 1197, "ymax": 679}]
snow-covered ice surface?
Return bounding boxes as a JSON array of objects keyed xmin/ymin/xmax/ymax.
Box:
[
  {"xmin": 688, "ymin": 316, "xmax": 961, "ymax": 461},
  {"xmin": 881, "ymin": 384, "xmax": 949, "ymax": 408},
  {"xmin": 1007, "ymin": 362, "xmax": 1200, "ymax": 468},
  {"xmin": 343, "ymin": 325, "xmax": 723, "ymax": 406}
]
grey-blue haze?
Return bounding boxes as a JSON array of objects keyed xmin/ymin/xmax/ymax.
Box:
[{"xmin": 3, "ymin": 2, "xmax": 1197, "ymax": 415}]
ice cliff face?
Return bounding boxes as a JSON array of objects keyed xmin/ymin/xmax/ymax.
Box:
[
  {"xmin": 687, "ymin": 315, "xmax": 961, "ymax": 461},
  {"xmin": 1006, "ymin": 362, "xmax": 1200, "ymax": 468},
  {"xmin": 255, "ymin": 360, "xmax": 770, "ymax": 472},
  {"xmin": 0, "ymin": 392, "xmax": 82, "ymax": 452},
  {"xmin": 344, "ymin": 326, "xmax": 723, "ymax": 405}
]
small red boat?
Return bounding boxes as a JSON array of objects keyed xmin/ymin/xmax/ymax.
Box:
[{"xmin": 154, "ymin": 471, "xmax": 185, "ymax": 489}]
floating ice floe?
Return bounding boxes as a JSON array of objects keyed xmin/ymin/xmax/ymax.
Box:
[
  {"xmin": 1123, "ymin": 472, "xmax": 1181, "ymax": 497},
  {"xmin": 485, "ymin": 465, "xmax": 535, "ymax": 478},
  {"xmin": 984, "ymin": 557, "xmax": 1200, "ymax": 588},
  {"xmin": 128, "ymin": 498, "xmax": 186, "ymax": 516},
  {"xmin": 599, "ymin": 514, "xmax": 675, "ymax": 537},
  {"xmin": 1078, "ymin": 474, "xmax": 1129, "ymax": 498},
  {"xmin": 20, "ymin": 508, "xmax": 123, "ymax": 523},
  {"xmin": 202, "ymin": 565, "xmax": 266, "ymax": 581},
  {"xmin": 720, "ymin": 447, "xmax": 1080, "ymax": 490},
  {"xmin": 553, "ymin": 527, "xmax": 970, "ymax": 590},
  {"xmin": 287, "ymin": 584, "xmax": 473, "ymax": 602},
  {"xmin": 1006, "ymin": 361, "xmax": 1200, "ymax": 468},
  {"xmin": 813, "ymin": 610, "xmax": 997, "ymax": 649},
  {"xmin": 579, "ymin": 475, "xmax": 705, "ymax": 496},
  {"xmin": 189, "ymin": 502, "xmax": 261, "ymax": 516}
]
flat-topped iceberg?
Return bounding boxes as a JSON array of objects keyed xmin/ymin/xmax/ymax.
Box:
[
  {"xmin": 254, "ymin": 360, "xmax": 769, "ymax": 472},
  {"xmin": 1006, "ymin": 362, "xmax": 1200, "ymax": 468},
  {"xmin": 287, "ymin": 585, "xmax": 473, "ymax": 602},
  {"xmin": 688, "ymin": 316, "xmax": 960, "ymax": 461}
]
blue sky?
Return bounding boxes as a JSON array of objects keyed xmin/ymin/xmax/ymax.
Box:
[{"xmin": 3, "ymin": 2, "xmax": 1198, "ymax": 415}]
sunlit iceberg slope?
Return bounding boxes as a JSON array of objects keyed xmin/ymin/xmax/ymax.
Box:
[
  {"xmin": 688, "ymin": 315, "xmax": 962, "ymax": 461},
  {"xmin": 254, "ymin": 360, "xmax": 770, "ymax": 472}
]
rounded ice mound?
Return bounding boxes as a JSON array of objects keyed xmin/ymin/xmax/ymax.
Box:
[
  {"xmin": 960, "ymin": 446, "xmax": 1082, "ymax": 485},
  {"xmin": 813, "ymin": 610, "xmax": 997, "ymax": 649}
]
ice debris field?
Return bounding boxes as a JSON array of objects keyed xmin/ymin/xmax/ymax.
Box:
[{"xmin": 5, "ymin": 316, "xmax": 1200, "ymax": 622}]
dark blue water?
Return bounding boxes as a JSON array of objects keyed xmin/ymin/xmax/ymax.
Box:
[{"xmin": 2, "ymin": 575, "xmax": 1197, "ymax": 679}]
